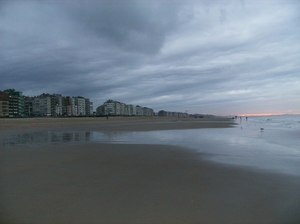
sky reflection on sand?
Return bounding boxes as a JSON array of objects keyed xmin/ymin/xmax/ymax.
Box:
[
  {"xmin": 1, "ymin": 122, "xmax": 300, "ymax": 177},
  {"xmin": 93, "ymin": 127, "xmax": 300, "ymax": 176}
]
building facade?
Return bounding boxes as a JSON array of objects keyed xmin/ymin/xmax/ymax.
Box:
[
  {"xmin": 96, "ymin": 100, "xmax": 153, "ymax": 117},
  {"xmin": 33, "ymin": 94, "xmax": 51, "ymax": 116},
  {"xmin": 1, "ymin": 89, "xmax": 25, "ymax": 117},
  {"xmin": 75, "ymin": 97, "xmax": 86, "ymax": 116},
  {"xmin": 20, "ymin": 93, "xmax": 93, "ymax": 117},
  {"xmin": 0, "ymin": 91, "xmax": 9, "ymax": 117},
  {"xmin": 158, "ymin": 110, "xmax": 188, "ymax": 117}
]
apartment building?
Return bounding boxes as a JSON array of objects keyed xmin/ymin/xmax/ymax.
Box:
[
  {"xmin": 64, "ymin": 96, "xmax": 73, "ymax": 116},
  {"xmin": 120, "ymin": 102, "xmax": 126, "ymax": 115},
  {"xmin": 143, "ymin": 107, "xmax": 153, "ymax": 116},
  {"xmin": 128, "ymin": 104, "xmax": 136, "ymax": 116},
  {"xmin": 136, "ymin": 105, "xmax": 143, "ymax": 116},
  {"xmin": 24, "ymin": 96, "xmax": 34, "ymax": 117},
  {"xmin": 85, "ymin": 98, "xmax": 92, "ymax": 116},
  {"xmin": 20, "ymin": 94, "xmax": 92, "ymax": 117},
  {"xmin": 1, "ymin": 89, "xmax": 25, "ymax": 117},
  {"xmin": 115, "ymin": 101, "xmax": 121, "ymax": 115},
  {"xmin": 52, "ymin": 94, "xmax": 63, "ymax": 116},
  {"xmin": 89, "ymin": 102, "xmax": 93, "ymax": 115},
  {"xmin": 70, "ymin": 97, "xmax": 77, "ymax": 116},
  {"xmin": 104, "ymin": 100, "xmax": 116, "ymax": 115},
  {"xmin": 96, "ymin": 105, "xmax": 105, "ymax": 115},
  {"xmin": 96, "ymin": 100, "xmax": 153, "ymax": 117},
  {"xmin": 0, "ymin": 91, "xmax": 9, "ymax": 117},
  {"xmin": 33, "ymin": 94, "xmax": 51, "ymax": 116},
  {"xmin": 158, "ymin": 110, "xmax": 188, "ymax": 117},
  {"xmin": 75, "ymin": 97, "xmax": 86, "ymax": 116}
]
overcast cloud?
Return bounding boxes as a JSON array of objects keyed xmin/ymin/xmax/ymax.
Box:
[{"xmin": 1, "ymin": 0, "xmax": 299, "ymax": 115}]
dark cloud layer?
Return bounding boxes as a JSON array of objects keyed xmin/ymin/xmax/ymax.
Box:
[{"xmin": 1, "ymin": 0, "xmax": 299, "ymax": 115}]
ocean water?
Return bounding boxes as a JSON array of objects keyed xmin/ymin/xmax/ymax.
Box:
[
  {"xmin": 1, "ymin": 115, "xmax": 300, "ymax": 176},
  {"xmin": 246, "ymin": 114, "xmax": 300, "ymax": 129}
]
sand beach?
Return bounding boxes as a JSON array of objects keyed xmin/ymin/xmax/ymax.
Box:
[
  {"xmin": 0, "ymin": 116, "xmax": 234, "ymax": 132},
  {"xmin": 1, "ymin": 117, "xmax": 300, "ymax": 223}
]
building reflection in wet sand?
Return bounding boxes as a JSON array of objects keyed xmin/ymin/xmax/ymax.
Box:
[{"xmin": 1, "ymin": 131, "xmax": 92, "ymax": 147}]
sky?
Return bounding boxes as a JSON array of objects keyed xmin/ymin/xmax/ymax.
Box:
[{"xmin": 1, "ymin": 0, "xmax": 300, "ymax": 116}]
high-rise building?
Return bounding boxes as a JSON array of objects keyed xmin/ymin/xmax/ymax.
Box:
[
  {"xmin": 64, "ymin": 96, "xmax": 72, "ymax": 116},
  {"xmin": 0, "ymin": 90, "xmax": 93, "ymax": 117},
  {"xmin": 85, "ymin": 98, "xmax": 91, "ymax": 116},
  {"xmin": 96, "ymin": 105, "xmax": 105, "ymax": 115},
  {"xmin": 0, "ymin": 91, "xmax": 9, "ymax": 117},
  {"xmin": 51, "ymin": 94, "xmax": 63, "ymax": 116},
  {"xmin": 89, "ymin": 101, "xmax": 93, "ymax": 115},
  {"xmin": 96, "ymin": 100, "xmax": 153, "ymax": 117},
  {"xmin": 71, "ymin": 97, "xmax": 77, "ymax": 116},
  {"xmin": 3, "ymin": 89, "xmax": 25, "ymax": 117},
  {"xmin": 104, "ymin": 100, "xmax": 116, "ymax": 115},
  {"xmin": 136, "ymin": 105, "xmax": 143, "ymax": 116},
  {"xmin": 24, "ymin": 96, "xmax": 34, "ymax": 117},
  {"xmin": 128, "ymin": 105, "xmax": 136, "ymax": 116},
  {"xmin": 143, "ymin": 107, "xmax": 153, "ymax": 116},
  {"xmin": 33, "ymin": 94, "xmax": 51, "ymax": 116},
  {"xmin": 75, "ymin": 97, "xmax": 86, "ymax": 116}
]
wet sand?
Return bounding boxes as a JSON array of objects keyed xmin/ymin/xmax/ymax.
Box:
[{"xmin": 1, "ymin": 117, "xmax": 300, "ymax": 223}]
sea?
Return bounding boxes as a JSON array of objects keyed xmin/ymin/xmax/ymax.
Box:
[{"xmin": 1, "ymin": 114, "xmax": 300, "ymax": 176}]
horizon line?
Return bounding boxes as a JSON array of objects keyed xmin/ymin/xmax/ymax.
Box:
[{"xmin": 236, "ymin": 113, "xmax": 300, "ymax": 117}]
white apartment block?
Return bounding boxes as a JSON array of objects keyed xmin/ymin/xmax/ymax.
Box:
[
  {"xmin": 96, "ymin": 100, "xmax": 154, "ymax": 117},
  {"xmin": 136, "ymin": 106, "xmax": 143, "ymax": 116},
  {"xmin": 127, "ymin": 105, "xmax": 136, "ymax": 116},
  {"xmin": 89, "ymin": 102, "xmax": 93, "ymax": 115},
  {"xmin": 115, "ymin": 102, "xmax": 121, "ymax": 115},
  {"xmin": 53, "ymin": 94, "xmax": 63, "ymax": 116},
  {"xmin": 71, "ymin": 97, "xmax": 77, "ymax": 116},
  {"xmin": 124, "ymin": 104, "xmax": 130, "ymax": 115},
  {"xmin": 120, "ymin": 102, "xmax": 125, "ymax": 115},
  {"xmin": 104, "ymin": 101, "xmax": 115, "ymax": 115},
  {"xmin": 75, "ymin": 97, "xmax": 86, "ymax": 116},
  {"xmin": 21, "ymin": 93, "xmax": 92, "ymax": 117}
]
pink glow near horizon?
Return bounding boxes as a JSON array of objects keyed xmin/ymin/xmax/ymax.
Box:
[{"xmin": 237, "ymin": 112, "xmax": 300, "ymax": 117}]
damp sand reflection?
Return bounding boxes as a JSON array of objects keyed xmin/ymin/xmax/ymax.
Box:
[{"xmin": 1, "ymin": 131, "xmax": 92, "ymax": 147}]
